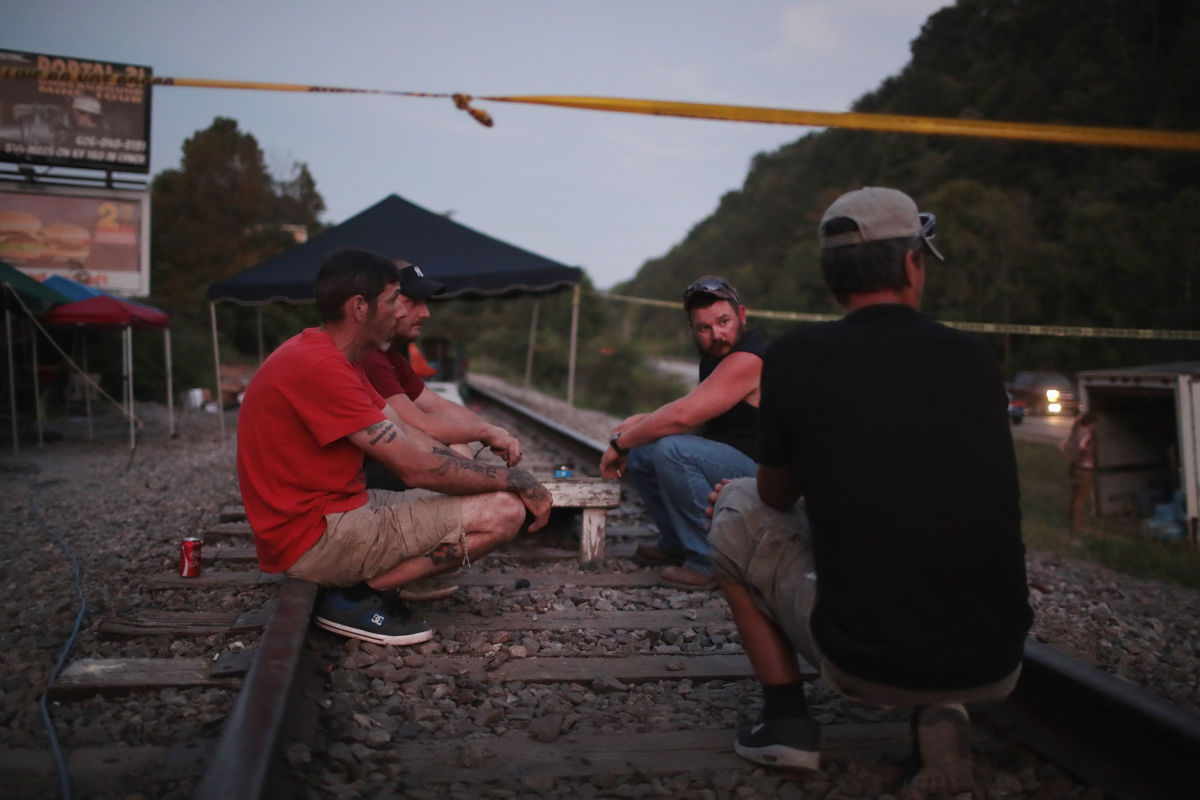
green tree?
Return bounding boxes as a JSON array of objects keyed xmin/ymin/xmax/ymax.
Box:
[{"xmin": 146, "ymin": 117, "xmax": 325, "ymax": 392}]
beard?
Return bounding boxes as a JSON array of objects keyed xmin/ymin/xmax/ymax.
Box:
[{"xmin": 694, "ymin": 318, "xmax": 745, "ymax": 359}]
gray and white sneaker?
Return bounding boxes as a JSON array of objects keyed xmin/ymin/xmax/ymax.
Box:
[{"xmin": 734, "ymin": 716, "xmax": 821, "ymax": 771}]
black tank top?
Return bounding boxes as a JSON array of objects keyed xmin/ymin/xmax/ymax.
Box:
[{"xmin": 698, "ymin": 329, "xmax": 768, "ymax": 460}]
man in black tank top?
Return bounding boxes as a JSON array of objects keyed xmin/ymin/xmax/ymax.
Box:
[{"xmin": 599, "ymin": 276, "xmax": 767, "ymax": 589}]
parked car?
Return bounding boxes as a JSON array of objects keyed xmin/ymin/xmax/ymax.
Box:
[
  {"xmin": 1006, "ymin": 371, "xmax": 1079, "ymax": 416},
  {"xmin": 1007, "ymin": 392, "xmax": 1025, "ymax": 424}
]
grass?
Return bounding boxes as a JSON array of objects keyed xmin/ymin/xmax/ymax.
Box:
[{"xmin": 1014, "ymin": 439, "xmax": 1200, "ymax": 590}]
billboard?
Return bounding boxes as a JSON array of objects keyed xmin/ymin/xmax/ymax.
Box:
[
  {"xmin": 0, "ymin": 182, "xmax": 150, "ymax": 296},
  {"xmin": 0, "ymin": 49, "xmax": 152, "ymax": 173}
]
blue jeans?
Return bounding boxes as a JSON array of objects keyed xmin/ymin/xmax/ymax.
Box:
[{"xmin": 626, "ymin": 434, "xmax": 757, "ymax": 575}]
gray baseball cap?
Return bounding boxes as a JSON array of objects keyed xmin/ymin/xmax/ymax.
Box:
[{"xmin": 819, "ymin": 186, "xmax": 944, "ymax": 261}]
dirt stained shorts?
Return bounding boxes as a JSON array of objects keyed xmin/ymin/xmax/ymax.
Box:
[
  {"xmin": 709, "ymin": 477, "xmax": 1019, "ymax": 707},
  {"xmin": 285, "ymin": 488, "xmax": 464, "ymax": 587}
]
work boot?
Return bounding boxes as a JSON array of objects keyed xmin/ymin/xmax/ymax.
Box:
[
  {"xmin": 632, "ymin": 543, "xmax": 684, "ymax": 567},
  {"xmin": 660, "ymin": 565, "xmax": 717, "ymax": 590},
  {"xmin": 903, "ymin": 703, "xmax": 974, "ymax": 797}
]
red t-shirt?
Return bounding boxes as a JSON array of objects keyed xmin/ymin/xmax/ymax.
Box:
[
  {"xmin": 237, "ymin": 328, "xmax": 386, "ymax": 572},
  {"xmin": 361, "ymin": 346, "xmax": 426, "ymax": 402}
]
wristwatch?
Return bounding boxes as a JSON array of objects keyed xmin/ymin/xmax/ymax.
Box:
[{"xmin": 609, "ymin": 433, "xmax": 628, "ymax": 457}]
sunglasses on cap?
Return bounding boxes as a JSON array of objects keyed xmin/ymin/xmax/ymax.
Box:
[
  {"xmin": 683, "ymin": 277, "xmax": 741, "ymax": 305},
  {"xmin": 918, "ymin": 213, "xmax": 945, "ymax": 261}
]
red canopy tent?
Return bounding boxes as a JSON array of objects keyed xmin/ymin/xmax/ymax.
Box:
[
  {"xmin": 42, "ymin": 289, "xmax": 173, "ymax": 447},
  {"xmin": 43, "ymin": 294, "xmax": 169, "ymax": 329}
]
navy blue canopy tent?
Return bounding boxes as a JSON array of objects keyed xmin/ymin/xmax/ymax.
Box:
[
  {"xmin": 203, "ymin": 194, "xmax": 586, "ymax": 437},
  {"xmin": 207, "ymin": 194, "xmax": 582, "ymax": 304}
]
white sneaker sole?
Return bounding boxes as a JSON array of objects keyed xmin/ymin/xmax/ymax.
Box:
[
  {"xmin": 734, "ymin": 741, "xmax": 820, "ymax": 771},
  {"xmin": 314, "ymin": 616, "xmax": 434, "ymax": 646}
]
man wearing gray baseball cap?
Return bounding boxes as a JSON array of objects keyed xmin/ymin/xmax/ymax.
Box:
[{"xmin": 707, "ymin": 187, "xmax": 1031, "ymax": 794}]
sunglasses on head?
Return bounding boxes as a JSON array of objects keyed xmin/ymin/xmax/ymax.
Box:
[{"xmin": 683, "ymin": 277, "xmax": 739, "ymax": 303}]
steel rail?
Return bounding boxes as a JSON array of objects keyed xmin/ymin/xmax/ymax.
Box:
[
  {"xmin": 192, "ymin": 380, "xmax": 1200, "ymax": 798},
  {"xmin": 194, "ymin": 578, "xmax": 319, "ymax": 800},
  {"xmin": 467, "ymin": 378, "xmax": 1200, "ymax": 799},
  {"xmin": 987, "ymin": 640, "xmax": 1200, "ymax": 800},
  {"xmin": 460, "ymin": 379, "xmax": 608, "ymax": 468}
]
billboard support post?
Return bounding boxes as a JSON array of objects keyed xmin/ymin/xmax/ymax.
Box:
[
  {"xmin": 6, "ymin": 308, "xmax": 16, "ymax": 455},
  {"xmin": 31, "ymin": 326, "xmax": 42, "ymax": 448}
]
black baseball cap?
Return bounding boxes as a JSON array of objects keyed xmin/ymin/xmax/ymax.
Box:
[{"xmin": 397, "ymin": 262, "xmax": 446, "ymax": 300}]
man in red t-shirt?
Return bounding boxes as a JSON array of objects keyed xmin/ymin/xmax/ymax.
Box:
[
  {"xmin": 360, "ymin": 263, "xmax": 523, "ymax": 493},
  {"xmin": 237, "ymin": 248, "xmax": 552, "ymax": 646}
]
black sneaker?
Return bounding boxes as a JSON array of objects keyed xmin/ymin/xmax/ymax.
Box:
[
  {"xmin": 314, "ymin": 587, "xmax": 433, "ymax": 646},
  {"xmin": 734, "ymin": 716, "xmax": 821, "ymax": 771}
]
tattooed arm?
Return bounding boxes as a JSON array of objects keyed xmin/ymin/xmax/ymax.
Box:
[{"xmin": 347, "ymin": 414, "xmax": 552, "ymax": 531}]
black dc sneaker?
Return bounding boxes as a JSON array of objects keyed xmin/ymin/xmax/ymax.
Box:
[
  {"xmin": 314, "ymin": 585, "xmax": 433, "ymax": 646},
  {"xmin": 734, "ymin": 716, "xmax": 821, "ymax": 771}
]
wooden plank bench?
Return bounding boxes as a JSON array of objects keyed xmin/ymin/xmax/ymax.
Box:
[
  {"xmin": 213, "ymin": 478, "xmax": 619, "ymax": 566},
  {"xmin": 541, "ymin": 478, "xmax": 621, "ymax": 563}
]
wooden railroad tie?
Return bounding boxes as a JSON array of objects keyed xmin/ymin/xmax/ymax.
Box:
[
  {"xmin": 395, "ymin": 724, "xmax": 912, "ymax": 784},
  {"xmin": 47, "ymin": 653, "xmax": 251, "ymax": 698}
]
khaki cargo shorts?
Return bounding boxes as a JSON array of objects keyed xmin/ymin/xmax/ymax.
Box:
[
  {"xmin": 708, "ymin": 477, "xmax": 822, "ymax": 668},
  {"xmin": 709, "ymin": 477, "xmax": 1020, "ymax": 707},
  {"xmin": 286, "ymin": 488, "xmax": 464, "ymax": 587}
]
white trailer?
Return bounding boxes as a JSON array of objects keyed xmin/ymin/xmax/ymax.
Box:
[{"xmin": 1078, "ymin": 362, "xmax": 1200, "ymax": 549}]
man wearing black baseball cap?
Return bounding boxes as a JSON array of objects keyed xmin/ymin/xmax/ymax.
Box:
[
  {"xmin": 362, "ymin": 261, "xmax": 523, "ymax": 483},
  {"xmin": 706, "ymin": 188, "xmax": 1031, "ymax": 793}
]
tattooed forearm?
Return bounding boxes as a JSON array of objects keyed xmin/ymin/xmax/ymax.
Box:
[
  {"xmin": 366, "ymin": 420, "xmax": 398, "ymax": 447},
  {"xmin": 428, "ymin": 453, "xmax": 501, "ymax": 480},
  {"xmin": 506, "ymin": 468, "xmax": 551, "ymax": 500}
]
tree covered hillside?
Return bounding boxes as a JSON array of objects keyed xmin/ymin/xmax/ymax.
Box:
[{"xmin": 616, "ymin": 0, "xmax": 1200, "ymax": 373}]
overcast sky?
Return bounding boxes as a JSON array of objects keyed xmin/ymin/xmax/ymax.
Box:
[{"xmin": 7, "ymin": 0, "xmax": 950, "ymax": 289}]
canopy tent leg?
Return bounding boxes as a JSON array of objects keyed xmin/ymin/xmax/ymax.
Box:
[
  {"xmin": 6, "ymin": 308, "xmax": 16, "ymax": 456},
  {"xmin": 125, "ymin": 326, "xmax": 135, "ymax": 452},
  {"xmin": 31, "ymin": 326, "xmax": 43, "ymax": 448},
  {"xmin": 256, "ymin": 307, "xmax": 264, "ymax": 363},
  {"xmin": 211, "ymin": 302, "xmax": 225, "ymax": 442},
  {"xmin": 524, "ymin": 299, "xmax": 540, "ymax": 390},
  {"xmin": 165, "ymin": 328, "xmax": 175, "ymax": 437},
  {"xmin": 566, "ymin": 284, "xmax": 580, "ymax": 407},
  {"xmin": 82, "ymin": 335, "xmax": 93, "ymax": 440}
]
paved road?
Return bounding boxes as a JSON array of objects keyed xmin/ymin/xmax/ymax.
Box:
[
  {"xmin": 1011, "ymin": 412, "xmax": 1075, "ymax": 444},
  {"xmin": 649, "ymin": 357, "xmax": 1076, "ymax": 446}
]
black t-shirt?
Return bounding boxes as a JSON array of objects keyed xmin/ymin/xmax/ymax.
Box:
[
  {"xmin": 699, "ymin": 329, "xmax": 768, "ymax": 460},
  {"xmin": 759, "ymin": 304, "xmax": 1032, "ymax": 690}
]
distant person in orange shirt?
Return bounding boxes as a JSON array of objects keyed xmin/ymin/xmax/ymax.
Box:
[{"xmin": 1060, "ymin": 412, "xmax": 1097, "ymax": 535}]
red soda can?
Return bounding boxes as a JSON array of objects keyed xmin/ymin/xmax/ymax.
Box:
[{"xmin": 180, "ymin": 537, "xmax": 202, "ymax": 577}]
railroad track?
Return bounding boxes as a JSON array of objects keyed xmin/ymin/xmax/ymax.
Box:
[{"xmin": 16, "ymin": 379, "xmax": 1200, "ymax": 798}]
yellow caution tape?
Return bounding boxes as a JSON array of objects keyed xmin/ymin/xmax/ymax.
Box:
[
  {"xmin": 487, "ymin": 95, "xmax": 1200, "ymax": 152},
  {"xmin": 2, "ymin": 68, "xmax": 1198, "ymax": 150},
  {"xmin": 597, "ymin": 292, "xmax": 1200, "ymax": 340}
]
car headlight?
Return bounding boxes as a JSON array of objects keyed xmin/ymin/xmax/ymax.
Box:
[{"xmin": 1046, "ymin": 389, "xmax": 1060, "ymax": 402}]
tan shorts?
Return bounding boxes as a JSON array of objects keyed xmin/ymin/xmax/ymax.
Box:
[
  {"xmin": 285, "ymin": 488, "xmax": 464, "ymax": 587},
  {"xmin": 709, "ymin": 477, "xmax": 1020, "ymax": 707}
]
